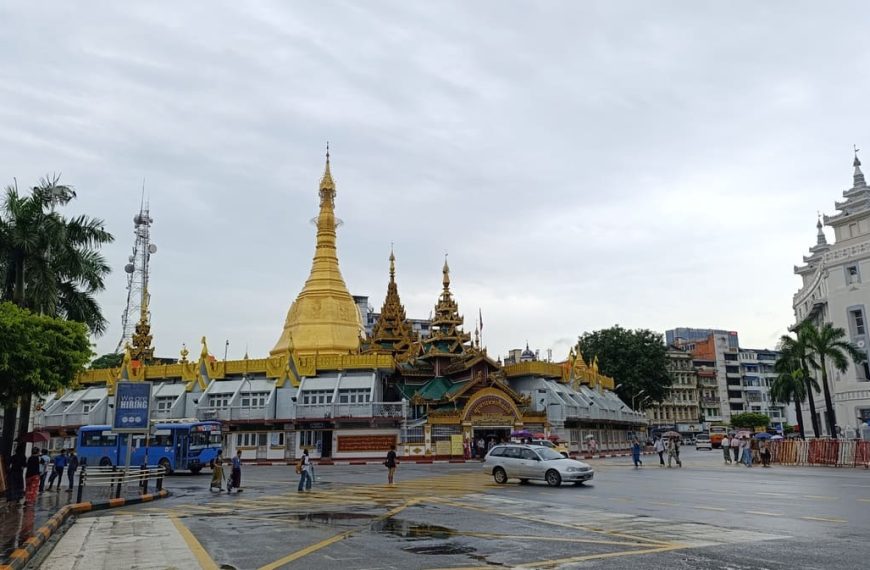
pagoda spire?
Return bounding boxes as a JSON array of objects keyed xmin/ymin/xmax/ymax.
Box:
[
  {"xmin": 271, "ymin": 147, "xmax": 362, "ymax": 356},
  {"xmin": 130, "ymin": 286, "xmax": 154, "ymax": 362},
  {"xmin": 369, "ymin": 247, "xmax": 414, "ymax": 358},
  {"xmin": 854, "ymin": 145, "xmax": 866, "ymax": 188},
  {"xmin": 421, "ymin": 257, "xmax": 471, "ymax": 358},
  {"xmin": 816, "ymin": 214, "xmax": 827, "ymax": 246}
]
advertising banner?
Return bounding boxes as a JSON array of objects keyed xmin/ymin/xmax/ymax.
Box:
[{"xmin": 113, "ymin": 382, "xmax": 152, "ymax": 432}]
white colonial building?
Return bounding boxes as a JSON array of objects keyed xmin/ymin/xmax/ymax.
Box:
[{"xmin": 793, "ymin": 154, "xmax": 870, "ymax": 435}]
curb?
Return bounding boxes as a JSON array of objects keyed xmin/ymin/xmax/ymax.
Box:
[{"xmin": 0, "ymin": 489, "xmax": 171, "ymax": 570}]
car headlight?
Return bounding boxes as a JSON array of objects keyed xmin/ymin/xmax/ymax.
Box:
[{"xmin": 566, "ymin": 467, "xmax": 585, "ymax": 472}]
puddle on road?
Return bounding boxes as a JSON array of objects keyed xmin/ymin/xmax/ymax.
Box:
[
  {"xmin": 373, "ymin": 518, "xmax": 454, "ymax": 540},
  {"xmin": 404, "ymin": 543, "xmax": 476, "ymax": 556}
]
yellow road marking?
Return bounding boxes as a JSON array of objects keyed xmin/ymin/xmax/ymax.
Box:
[
  {"xmin": 858, "ymin": 498, "xmax": 870, "ymax": 503},
  {"xmin": 169, "ymin": 514, "xmax": 218, "ymax": 570},
  {"xmin": 801, "ymin": 516, "xmax": 846, "ymax": 523},
  {"xmin": 463, "ymin": 532, "xmax": 653, "ymax": 547},
  {"xmin": 515, "ymin": 544, "xmax": 688, "ymax": 569},
  {"xmin": 257, "ymin": 499, "xmax": 419, "ymax": 570},
  {"xmin": 755, "ymin": 492, "xmax": 788, "ymax": 497},
  {"xmin": 697, "ymin": 506, "xmax": 726, "ymax": 511},
  {"xmin": 745, "ymin": 511, "xmax": 783, "ymax": 517},
  {"xmin": 648, "ymin": 500, "xmax": 677, "ymax": 506}
]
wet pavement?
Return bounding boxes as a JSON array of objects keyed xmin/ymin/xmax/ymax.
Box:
[{"xmin": 34, "ymin": 451, "xmax": 870, "ymax": 568}]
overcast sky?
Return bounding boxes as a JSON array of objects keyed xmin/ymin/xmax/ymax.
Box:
[{"xmin": 1, "ymin": 2, "xmax": 866, "ymax": 362}]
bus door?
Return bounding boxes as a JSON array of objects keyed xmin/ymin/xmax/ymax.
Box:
[{"xmin": 174, "ymin": 430, "xmax": 190, "ymax": 471}]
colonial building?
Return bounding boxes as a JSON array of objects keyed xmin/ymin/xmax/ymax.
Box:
[
  {"xmin": 793, "ymin": 153, "xmax": 870, "ymax": 435},
  {"xmin": 35, "ymin": 154, "xmax": 646, "ymax": 460},
  {"xmin": 644, "ymin": 346, "xmax": 700, "ymax": 437}
]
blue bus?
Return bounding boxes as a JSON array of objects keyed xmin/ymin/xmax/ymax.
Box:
[{"xmin": 77, "ymin": 421, "xmax": 222, "ymax": 474}]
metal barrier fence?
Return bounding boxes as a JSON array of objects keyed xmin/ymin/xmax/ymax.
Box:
[
  {"xmin": 768, "ymin": 439, "xmax": 870, "ymax": 468},
  {"xmin": 76, "ymin": 465, "xmax": 166, "ymax": 503}
]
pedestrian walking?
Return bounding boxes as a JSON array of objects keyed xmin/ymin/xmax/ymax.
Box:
[
  {"xmin": 25, "ymin": 448, "xmax": 41, "ymax": 504},
  {"xmin": 730, "ymin": 435, "xmax": 740, "ymax": 464},
  {"xmin": 740, "ymin": 437, "xmax": 752, "ymax": 467},
  {"xmin": 653, "ymin": 437, "xmax": 666, "ymax": 466},
  {"xmin": 39, "ymin": 448, "xmax": 49, "ymax": 492},
  {"xmin": 297, "ymin": 449, "xmax": 312, "ymax": 492},
  {"xmin": 46, "ymin": 449, "xmax": 67, "ymax": 491},
  {"xmin": 631, "ymin": 437, "xmax": 642, "ymax": 468},
  {"xmin": 759, "ymin": 440, "xmax": 771, "ymax": 468},
  {"xmin": 66, "ymin": 449, "xmax": 79, "ymax": 491},
  {"xmin": 229, "ymin": 449, "xmax": 242, "ymax": 492},
  {"xmin": 667, "ymin": 437, "xmax": 682, "ymax": 468},
  {"xmin": 210, "ymin": 458, "xmax": 225, "ymax": 492},
  {"xmin": 587, "ymin": 437, "xmax": 598, "ymax": 458},
  {"xmin": 6, "ymin": 444, "xmax": 26, "ymax": 503},
  {"xmin": 476, "ymin": 438, "xmax": 485, "ymax": 459},
  {"xmin": 385, "ymin": 444, "xmax": 398, "ymax": 484},
  {"xmin": 721, "ymin": 435, "xmax": 732, "ymax": 464}
]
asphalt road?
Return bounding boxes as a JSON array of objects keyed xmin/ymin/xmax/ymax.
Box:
[{"xmin": 104, "ymin": 449, "xmax": 870, "ymax": 569}]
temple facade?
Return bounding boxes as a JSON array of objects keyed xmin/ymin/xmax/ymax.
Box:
[{"xmin": 35, "ymin": 154, "xmax": 646, "ymax": 462}]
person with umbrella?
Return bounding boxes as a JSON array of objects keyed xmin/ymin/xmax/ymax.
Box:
[{"xmin": 755, "ymin": 433, "xmax": 772, "ymax": 467}]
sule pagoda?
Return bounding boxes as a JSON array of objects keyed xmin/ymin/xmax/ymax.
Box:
[{"xmin": 36, "ymin": 151, "xmax": 646, "ymax": 462}]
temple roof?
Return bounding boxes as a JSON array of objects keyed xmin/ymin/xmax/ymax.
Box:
[
  {"xmin": 367, "ymin": 248, "xmax": 414, "ymax": 359},
  {"xmin": 418, "ymin": 259, "xmax": 471, "ymax": 359},
  {"xmin": 271, "ymin": 149, "xmax": 362, "ymax": 356}
]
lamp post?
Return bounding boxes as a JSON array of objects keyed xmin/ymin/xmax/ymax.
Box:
[{"xmin": 631, "ymin": 389, "xmax": 647, "ymax": 410}]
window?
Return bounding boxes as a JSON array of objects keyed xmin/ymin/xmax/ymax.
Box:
[
  {"xmin": 209, "ymin": 395, "xmax": 231, "ymax": 409},
  {"xmin": 301, "ymin": 390, "xmax": 333, "ymax": 405},
  {"xmin": 849, "ymin": 223, "xmax": 858, "ymax": 238},
  {"xmin": 852, "ymin": 310, "xmax": 866, "ymax": 335},
  {"xmin": 236, "ymin": 432, "xmax": 263, "ymax": 447},
  {"xmin": 240, "ymin": 392, "xmax": 268, "ymax": 408},
  {"xmin": 156, "ymin": 397, "xmax": 176, "ymax": 412},
  {"xmin": 847, "ymin": 265, "xmax": 861, "ymax": 285},
  {"xmin": 299, "ymin": 430, "xmax": 323, "ymax": 449},
  {"xmin": 81, "ymin": 400, "xmax": 98, "ymax": 413},
  {"xmin": 337, "ymin": 389, "xmax": 371, "ymax": 404}
]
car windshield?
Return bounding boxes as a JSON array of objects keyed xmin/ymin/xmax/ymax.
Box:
[{"xmin": 536, "ymin": 447, "xmax": 564, "ymax": 461}]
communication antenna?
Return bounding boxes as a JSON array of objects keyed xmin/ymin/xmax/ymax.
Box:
[{"xmin": 115, "ymin": 186, "xmax": 157, "ymax": 353}]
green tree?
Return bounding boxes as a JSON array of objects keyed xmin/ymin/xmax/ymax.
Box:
[
  {"xmin": 90, "ymin": 352, "xmax": 124, "ymax": 369},
  {"xmin": 729, "ymin": 412, "xmax": 771, "ymax": 429},
  {"xmin": 803, "ymin": 322, "xmax": 866, "ymax": 437},
  {"xmin": 0, "ymin": 176, "xmax": 113, "ymax": 459},
  {"xmin": 770, "ymin": 364, "xmax": 807, "ymax": 439},
  {"xmin": 779, "ymin": 326, "xmax": 821, "ymax": 437},
  {"xmin": 576, "ymin": 326, "xmax": 671, "ymax": 407},
  {"xmin": 0, "ymin": 302, "xmax": 91, "ymax": 407}
]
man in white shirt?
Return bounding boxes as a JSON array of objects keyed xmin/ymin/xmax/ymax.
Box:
[
  {"xmin": 653, "ymin": 437, "xmax": 665, "ymax": 467},
  {"xmin": 721, "ymin": 436, "xmax": 731, "ymax": 464}
]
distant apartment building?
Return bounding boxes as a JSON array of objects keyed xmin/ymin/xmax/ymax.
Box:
[
  {"xmin": 646, "ymin": 346, "xmax": 701, "ymax": 435},
  {"xmin": 666, "ymin": 328, "xmax": 782, "ymax": 427}
]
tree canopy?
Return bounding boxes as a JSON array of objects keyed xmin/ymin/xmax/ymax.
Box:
[
  {"xmin": 90, "ymin": 352, "xmax": 123, "ymax": 369},
  {"xmin": 729, "ymin": 412, "xmax": 771, "ymax": 429},
  {"xmin": 0, "ymin": 302, "xmax": 92, "ymax": 407},
  {"xmin": 576, "ymin": 325, "xmax": 671, "ymax": 406}
]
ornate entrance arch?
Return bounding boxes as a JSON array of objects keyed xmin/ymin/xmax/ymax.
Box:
[{"xmin": 461, "ymin": 387, "xmax": 522, "ymax": 426}]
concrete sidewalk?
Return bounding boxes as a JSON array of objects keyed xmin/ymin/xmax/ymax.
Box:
[{"xmin": 39, "ymin": 514, "xmax": 204, "ymax": 570}]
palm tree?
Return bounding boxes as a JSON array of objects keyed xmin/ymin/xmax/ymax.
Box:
[
  {"xmin": 778, "ymin": 327, "xmax": 821, "ymax": 437},
  {"xmin": 804, "ymin": 322, "xmax": 867, "ymax": 437},
  {"xmin": 0, "ymin": 175, "xmax": 113, "ymax": 459},
  {"xmin": 770, "ymin": 363, "xmax": 807, "ymax": 439}
]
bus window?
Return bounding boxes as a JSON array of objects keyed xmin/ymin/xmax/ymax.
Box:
[
  {"xmin": 152, "ymin": 432, "xmax": 172, "ymax": 447},
  {"xmin": 81, "ymin": 432, "xmax": 103, "ymax": 447}
]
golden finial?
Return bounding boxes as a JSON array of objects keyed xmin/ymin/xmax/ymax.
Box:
[
  {"xmin": 442, "ymin": 254, "xmax": 450, "ymax": 289},
  {"xmin": 320, "ymin": 142, "xmax": 335, "ymax": 197},
  {"xmin": 179, "ymin": 343, "xmax": 189, "ymax": 363},
  {"xmin": 200, "ymin": 336, "xmax": 209, "ymax": 359},
  {"xmin": 389, "ymin": 244, "xmax": 396, "ymax": 283}
]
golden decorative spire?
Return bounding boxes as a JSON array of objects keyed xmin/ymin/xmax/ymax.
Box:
[
  {"xmin": 368, "ymin": 248, "xmax": 413, "ymax": 358},
  {"xmin": 271, "ymin": 149, "xmax": 362, "ymax": 355},
  {"xmin": 421, "ymin": 257, "xmax": 470, "ymax": 358},
  {"xmin": 130, "ymin": 287, "xmax": 154, "ymax": 362}
]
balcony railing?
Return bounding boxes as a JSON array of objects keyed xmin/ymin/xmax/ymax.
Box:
[
  {"xmin": 198, "ymin": 406, "xmax": 270, "ymax": 421},
  {"xmin": 42, "ymin": 411, "xmax": 91, "ymax": 428}
]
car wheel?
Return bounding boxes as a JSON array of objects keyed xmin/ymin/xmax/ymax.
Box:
[
  {"xmin": 99, "ymin": 457, "xmax": 112, "ymax": 467},
  {"xmin": 545, "ymin": 470, "xmax": 562, "ymax": 487},
  {"xmin": 493, "ymin": 467, "xmax": 508, "ymax": 484},
  {"xmin": 519, "ymin": 478, "xmax": 530, "ymax": 485}
]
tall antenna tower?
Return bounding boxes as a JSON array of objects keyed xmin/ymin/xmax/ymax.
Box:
[{"xmin": 115, "ymin": 192, "xmax": 157, "ymax": 358}]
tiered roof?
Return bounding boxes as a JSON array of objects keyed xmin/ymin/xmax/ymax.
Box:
[
  {"xmin": 367, "ymin": 249, "xmax": 414, "ymax": 359},
  {"xmin": 418, "ymin": 259, "xmax": 471, "ymax": 358}
]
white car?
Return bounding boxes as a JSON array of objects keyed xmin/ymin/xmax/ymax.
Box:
[
  {"xmin": 483, "ymin": 444, "xmax": 594, "ymax": 487},
  {"xmin": 695, "ymin": 434, "xmax": 712, "ymax": 450}
]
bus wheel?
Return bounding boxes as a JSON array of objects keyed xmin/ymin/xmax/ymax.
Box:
[
  {"xmin": 190, "ymin": 466, "xmax": 202, "ymax": 475},
  {"xmin": 159, "ymin": 458, "xmax": 173, "ymax": 475},
  {"xmin": 99, "ymin": 457, "xmax": 112, "ymax": 467}
]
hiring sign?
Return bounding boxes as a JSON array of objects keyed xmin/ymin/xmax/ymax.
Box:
[{"xmin": 113, "ymin": 382, "xmax": 152, "ymax": 432}]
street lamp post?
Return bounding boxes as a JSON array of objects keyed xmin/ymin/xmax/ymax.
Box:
[{"xmin": 631, "ymin": 389, "xmax": 647, "ymax": 410}]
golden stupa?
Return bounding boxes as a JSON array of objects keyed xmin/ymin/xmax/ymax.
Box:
[{"xmin": 271, "ymin": 150, "xmax": 362, "ymax": 355}]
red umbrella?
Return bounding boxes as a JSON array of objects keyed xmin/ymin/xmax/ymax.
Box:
[
  {"xmin": 20, "ymin": 431, "xmax": 50, "ymax": 443},
  {"xmin": 532, "ymin": 432, "xmax": 547, "ymax": 439}
]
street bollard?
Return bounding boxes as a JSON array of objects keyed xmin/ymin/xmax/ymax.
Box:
[
  {"xmin": 77, "ymin": 464, "xmax": 86, "ymax": 503},
  {"xmin": 139, "ymin": 464, "xmax": 148, "ymax": 495},
  {"xmin": 113, "ymin": 466, "xmax": 122, "ymax": 499}
]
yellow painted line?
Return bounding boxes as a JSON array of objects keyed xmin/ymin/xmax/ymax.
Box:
[
  {"xmin": 755, "ymin": 492, "xmax": 788, "ymax": 497},
  {"xmin": 648, "ymin": 501, "xmax": 678, "ymax": 506},
  {"xmin": 745, "ymin": 511, "xmax": 783, "ymax": 517},
  {"xmin": 801, "ymin": 516, "xmax": 846, "ymax": 523},
  {"xmin": 169, "ymin": 514, "xmax": 219, "ymax": 570},
  {"xmin": 257, "ymin": 499, "xmax": 419, "ymax": 570},
  {"xmin": 697, "ymin": 506, "xmax": 726, "ymax": 511},
  {"xmin": 464, "ymin": 532, "xmax": 653, "ymax": 547},
  {"xmin": 858, "ymin": 498, "xmax": 870, "ymax": 503}
]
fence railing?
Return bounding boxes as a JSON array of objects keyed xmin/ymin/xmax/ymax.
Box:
[
  {"xmin": 769, "ymin": 439, "xmax": 870, "ymax": 468},
  {"xmin": 76, "ymin": 464, "xmax": 166, "ymax": 503}
]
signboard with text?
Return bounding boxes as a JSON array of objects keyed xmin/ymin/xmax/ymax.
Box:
[{"xmin": 113, "ymin": 382, "xmax": 152, "ymax": 432}]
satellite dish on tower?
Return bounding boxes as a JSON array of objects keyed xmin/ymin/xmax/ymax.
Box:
[
  {"xmin": 148, "ymin": 244, "xmax": 157, "ymax": 254},
  {"xmin": 124, "ymin": 263, "xmax": 134, "ymax": 274}
]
